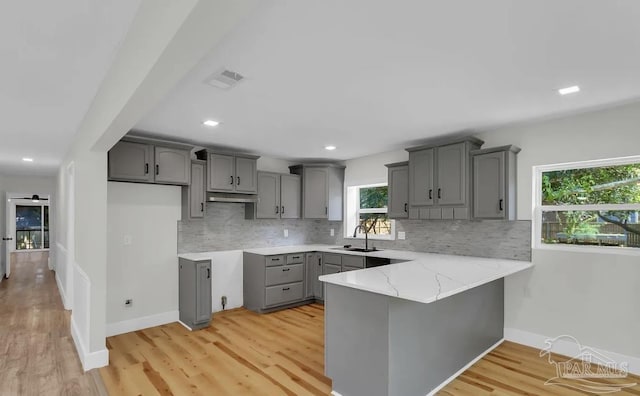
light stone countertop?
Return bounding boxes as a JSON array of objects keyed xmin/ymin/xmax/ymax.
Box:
[{"xmin": 179, "ymin": 244, "xmax": 533, "ymax": 304}]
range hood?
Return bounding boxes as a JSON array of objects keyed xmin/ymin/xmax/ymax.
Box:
[{"xmin": 207, "ymin": 192, "xmax": 258, "ymax": 203}]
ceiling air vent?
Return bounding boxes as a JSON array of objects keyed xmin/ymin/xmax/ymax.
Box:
[{"xmin": 205, "ymin": 68, "xmax": 245, "ymax": 90}]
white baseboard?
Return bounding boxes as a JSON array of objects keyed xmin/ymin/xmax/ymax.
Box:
[
  {"xmin": 70, "ymin": 315, "xmax": 109, "ymax": 371},
  {"xmin": 505, "ymin": 328, "xmax": 640, "ymax": 376},
  {"xmin": 178, "ymin": 320, "xmax": 193, "ymax": 331},
  {"xmin": 106, "ymin": 310, "xmax": 180, "ymax": 337},
  {"xmin": 425, "ymin": 338, "xmax": 504, "ymax": 396},
  {"xmin": 55, "ymin": 272, "xmax": 71, "ymax": 310}
]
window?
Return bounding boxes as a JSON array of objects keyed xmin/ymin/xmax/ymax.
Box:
[
  {"xmin": 346, "ymin": 184, "xmax": 395, "ymax": 240},
  {"xmin": 534, "ymin": 156, "xmax": 640, "ymax": 252},
  {"xmin": 16, "ymin": 204, "xmax": 49, "ymax": 250}
]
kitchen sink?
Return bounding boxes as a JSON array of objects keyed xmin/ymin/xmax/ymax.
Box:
[{"xmin": 330, "ymin": 246, "xmax": 382, "ymax": 253}]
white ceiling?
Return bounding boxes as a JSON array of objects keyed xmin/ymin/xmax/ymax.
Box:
[
  {"xmin": 0, "ymin": 0, "xmax": 141, "ymax": 175},
  {"xmin": 136, "ymin": 0, "xmax": 640, "ymax": 161}
]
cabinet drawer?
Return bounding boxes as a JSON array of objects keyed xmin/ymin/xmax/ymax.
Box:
[
  {"xmin": 265, "ymin": 282, "xmax": 303, "ymax": 306},
  {"xmin": 342, "ymin": 265, "xmax": 362, "ymax": 272},
  {"xmin": 265, "ymin": 255, "xmax": 285, "ymax": 267},
  {"xmin": 342, "ymin": 255, "xmax": 364, "ymax": 268},
  {"xmin": 265, "ymin": 264, "xmax": 303, "ymax": 286},
  {"xmin": 324, "ymin": 264, "xmax": 341, "ymax": 275},
  {"xmin": 323, "ymin": 253, "xmax": 342, "ymax": 265},
  {"xmin": 286, "ymin": 253, "xmax": 304, "ymax": 264}
]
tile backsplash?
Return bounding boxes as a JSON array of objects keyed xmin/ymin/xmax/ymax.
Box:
[{"xmin": 178, "ymin": 202, "xmax": 531, "ymax": 261}]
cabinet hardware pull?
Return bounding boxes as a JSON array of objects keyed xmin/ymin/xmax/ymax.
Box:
[
  {"xmin": 499, "ymin": 199, "xmax": 504, "ymax": 211},
  {"xmin": 429, "ymin": 189, "xmax": 432, "ymax": 200},
  {"xmin": 145, "ymin": 163, "xmax": 149, "ymax": 174},
  {"xmin": 155, "ymin": 164, "xmax": 159, "ymax": 175},
  {"xmin": 437, "ymin": 188, "xmax": 441, "ymax": 199},
  {"xmin": 282, "ymin": 268, "xmax": 290, "ymax": 272},
  {"xmin": 281, "ymin": 206, "xmax": 284, "ymax": 214},
  {"xmin": 404, "ymin": 203, "xmax": 408, "ymax": 212},
  {"xmin": 272, "ymin": 258, "xmax": 280, "ymax": 261},
  {"xmin": 206, "ymin": 268, "xmax": 210, "ymax": 279},
  {"xmin": 275, "ymin": 206, "xmax": 279, "ymax": 214},
  {"xmin": 237, "ymin": 176, "xmax": 240, "ymax": 185},
  {"xmin": 325, "ymin": 206, "xmax": 328, "ymax": 215},
  {"xmin": 230, "ymin": 176, "xmax": 234, "ymax": 185},
  {"xmin": 282, "ymin": 287, "xmax": 290, "ymax": 291},
  {"xmin": 201, "ymin": 202, "xmax": 204, "ymax": 212},
  {"xmin": 292, "ymin": 256, "xmax": 300, "ymax": 259}
]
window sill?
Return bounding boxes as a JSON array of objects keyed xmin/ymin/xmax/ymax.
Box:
[{"xmin": 534, "ymin": 243, "xmax": 640, "ymax": 257}]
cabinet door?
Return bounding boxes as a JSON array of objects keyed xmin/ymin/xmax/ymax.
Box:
[
  {"xmin": 437, "ymin": 142, "xmax": 467, "ymax": 205},
  {"xmin": 189, "ymin": 162, "xmax": 206, "ymax": 219},
  {"xmin": 305, "ymin": 253, "xmax": 315, "ymax": 299},
  {"xmin": 304, "ymin": 168, "xmax": 328, "ymax": 218},
  {"xmin": 409, "ymin": 149, "xmax": 435, "ymax": 206},
  {"xmin": 108, "ymin": 141, "xmax": 154, "ymax": 182},
  {"xmin": 313, "ymin": 254, "xmax": 323, "ymax": 299},
  {"xmin": 256, "ymin": 172, "xmax": 280, "ymax": 219},
  {"xmin": 280, "ymin": 174, "xmax": 301, "ymax": 219},
  {"xmin": 208, "ymin": 154, "xmax": 235, "ymax": 191},
  {"xmin": 473, "ymin": 151, "xmax": 505, "ymax": 219},
  {"xmin": 388, "ymin": 165, "xmax": 409, "ymax": 218},
  {"xmin": 235, "ymin": 156, "xmax": 258, "ymax": 193},
  {"xmin": 154, "ymin": 146, "xmax": 190, "ymax": 185},
  {"xmin": 323, "ymin": 264, "xmax": 341, "ymax": 275},
  {"xmin": 195, "ymin": 262, "xmax": 211, "ymax": 324}
]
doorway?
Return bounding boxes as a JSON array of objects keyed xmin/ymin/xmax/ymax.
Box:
[{"xmin": 4, "ymin": 193, "xmax": 50, "ymax": 278}]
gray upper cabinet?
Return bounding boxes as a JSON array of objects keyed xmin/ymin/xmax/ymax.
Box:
[
  {"xmin": 386, "ymin": 162, "xmax": 409, "ymax": 219},
  {"xmin": 409, "ymin": 149, "xmax": 434, "ymax": 207},
  {"xmin": 280, "ymin": 174, "xmax": 301, "ymax": 219},
  {"xmin": 256, "ymin": 172, "xmax": 280, "ymax": 219},
  {"xmin": 108, "ymin": 140, "xmax": 191, "ymax": 185},
  {"xmin": 154, "ymin": 146, "xmax": 191, "ymax": 185},
  {"xmin": 290, "ymin": 164, "xmax": 345, "ymax": 221},
  {"xmin": 108, "ymin": 141, "xmax": 154, "ymax": 183},
  {"xmin": 406, "ymin": 137, "xmax": 483, "ymax": 220},
  {"xmin": 182, "ymin": 160, "xmax": 206, "ymax": 220},
  {"xmin": 207, "ymin": 153, "xmax": 259, "ymax": 193},
  {"xmin": 471, "ymin": 145, "xmax": 520, "ymax": 220}
]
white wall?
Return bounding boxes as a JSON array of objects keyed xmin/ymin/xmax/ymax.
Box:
[
  {"xmin": 476, "ymin": 101, "xmax": 640, "ymax": 360},
  {"xmin": 257, "ymin": 157, "xmax": 293, "ymax": 174},
  {"xmin": 106, "ymin": 182, "xmax": 181, "ymax": 328},
  {"xmin": 344, "ymin": 149, "xmax": 407, "ymax": 187}
]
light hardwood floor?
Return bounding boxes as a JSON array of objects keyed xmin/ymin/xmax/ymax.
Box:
[
  {"xmin": 102, "ymin": 304, "xmax": 640, "ymax": 396},
  {"xmin": 0, "ymin": 251, "xmax": 105, "ymax": 395}
]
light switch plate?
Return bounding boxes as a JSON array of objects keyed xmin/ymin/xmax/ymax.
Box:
[
  {"xmin": 330, "ymin": 229, "xmax": 335, "ymax": 236},
  {"xmin": 398, "ymin": 231, "xmax": 406, "ymax": 240},
  {"xmin": 284, "ymin": 229, "xmax": 289, "ymax": 238}
]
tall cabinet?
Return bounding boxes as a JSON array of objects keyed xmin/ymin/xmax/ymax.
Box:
[{"xmin": 289, "ymin": 164, "xmax": 345, "ymax": 221}]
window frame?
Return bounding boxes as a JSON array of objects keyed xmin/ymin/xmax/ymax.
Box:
[
  {"xmin": 345, "ymin": 183, "xmax": 395, "ymax": 241},
  {"xmin": 533, "ymin": 155, "xmax": 640, "ymax": 255}
]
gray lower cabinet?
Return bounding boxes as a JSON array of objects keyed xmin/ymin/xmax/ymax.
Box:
[
  {"xmin": 182, "ymin": 160, "xmax": 206, "ymax": 220},
  {"xmin": 386, "ymin": 162, "xmax": 409, "ymax": 218},
  {"xmin": 108, "ymin": 140, "xmax": 191, "ymax": 185},
  {"xmin": 305, "ymin": 252, "xmax": 323, "ymax": 300},
  {"xmin": 243, "ymin": 252, "xmax": 308, "ymax": 313},
  {"xmin": 179, "ymin": 258, "xmax": 212, "ymax": 330},
  {"xmin": 471, "ymin": 145, "xmax": 520, "ymax": 220}
]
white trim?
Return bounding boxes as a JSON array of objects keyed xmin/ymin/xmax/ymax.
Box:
[
  {"xmin": 540, "ymin": 203, "xmax": 640, "ymax": 212},
  {"xmin": 425, "ymin": 338, "xmax": 504, "ymax": 396},
  {"xmin": 535, "ymin": 155, "xmax": 640, "ymax": 172},
  {"xmin": 106, "ymin": 310, "xmax": 180, "ymax": 337},
  {"xmin": 71, "ymin": 314, "xmax": 109, "ymax": 371},
  {"xmin": 536, "ymin": 243, "xmax": 640, "ymax": 256},
  {"xmin": 331, "ymin": 391, "xmax": 344, "ymax": 396},
  {"xmin": 55, "ymin": 272, "xmax": 70, "ymax": 310},
  {"xmin": 505, "ymin": 328, "xmax": 640, "ymax": 376},
  {"xmin": 178, "ymin": 320, "xmax": 193, "ymax": 331}
]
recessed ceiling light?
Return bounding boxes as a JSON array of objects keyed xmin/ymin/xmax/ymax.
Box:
[
  {"xmin": 325, "ymin": 145, "xmax": 336, "ymax": 151},
  {"xmin": 558, "ymin": 85, "xmax": 580, "ymax": 95},
  {"xmin": 203, "ymin": 120, "xmax": 220, "ymax": 127},
  {"xmin": 22, "ymin": 158, "xmax": 33, "ymax": 162}
]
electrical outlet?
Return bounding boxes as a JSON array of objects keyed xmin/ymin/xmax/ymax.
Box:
[
  {"xmin": 398, "ymin": 231, "xmax": 406, "ymax": 240},
  {"xmin": 221, "ymin": 295, "xmax": 227, "ymax": 309},
  {"xmin": 330, "ymin": 228, "xmax": 335, "ymax": 236},
  {"xmin": 123, "ymin": 235, "xmax": 133, "ymax": 245},
  {"xmin": 284, "ymin": 229, "xmax": 289, "ymax": 238},
  {"xmin": 125, "ymin": 299, "xmax": 133, "ymax": 307}
]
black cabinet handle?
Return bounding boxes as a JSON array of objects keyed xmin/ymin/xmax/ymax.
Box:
[
  {"xmin": 282, "ymin": 287, "xmax": 290, "ymax": 291},
  {"xmin": 325, "ymin": 207, "xmax": 328, "ymax": 215},
  {"xmin": 201, "ymin": 202, "xmax": 204, "ymax": 212},
  {"xmin": 155, "ymin": 164, "xmax": 159, "ymax": 175},
  {"xmin": 2, "ymin": 237, "xmax": 13, "ymax": 241},
  {"xmin": 437, "ymin": 188, "xmax": 441, "ymax": 199},
  {"xmin": 282, "ymin": 268, "xmax": 290, "ymax": 272},
  {"xmin": 237, "ymin": 176, "xmax": 240, "ymax": 185},
  {"xmin": 206, "ymin": 268, "xmax": 210, "ymax": 279},
  {"xmin": 230, "ymin": 176, "xmax": 234, "ymax": 185},
  {"xmin": 272, "ymin": 258, "xmax": 280, "ymax": 261},
  {"xmin": 429, "ymin": 189, "xmax": 432, "ymax": 200},
  {"xmin": 499, "ymin": 199, "xmax": 504, "ymax": 211},
  {"xmin": 292, "ymin": 256, "xmax": 300, "ymax": 259},
  {"xmin": 281, "ymin": 206, "xmax": 284, "ymax": 214},
  {"xmin": 404, "ymin": 203, "xmax": 408, "ymax": 212},
  {"xmin": 275, "ymin": 206, "xmax": 279, "ymax": 214},
  {"xmin": 145, "ymin": 163, "xmax": 149, "ymax": 174}
]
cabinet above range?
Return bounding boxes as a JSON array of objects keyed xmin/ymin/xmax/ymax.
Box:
[{"xmin": 197, "ymin": 150, "xmax": 260, "ymax": 194}]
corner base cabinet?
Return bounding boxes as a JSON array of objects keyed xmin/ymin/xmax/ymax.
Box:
[{"xmin": 179, "ymin": 258, "xmax": 212, "ymax": 330}]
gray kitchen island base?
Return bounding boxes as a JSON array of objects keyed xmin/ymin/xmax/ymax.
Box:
[{"xmin": 325, "ymin": 279, "xmax": 504, "ymax": 396}]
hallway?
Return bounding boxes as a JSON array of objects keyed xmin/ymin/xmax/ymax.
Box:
[{"xmin": 0, "ymin": 252, "xmax": 104, "ymax": 395}]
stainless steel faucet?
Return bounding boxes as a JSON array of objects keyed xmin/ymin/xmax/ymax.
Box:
[{"xmin": 353, "ymin": 224, "xmax": 370, "ymax": 251}]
